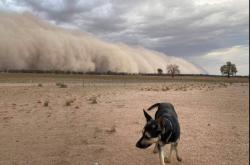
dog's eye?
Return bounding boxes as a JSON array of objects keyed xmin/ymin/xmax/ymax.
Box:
[{"xmin": 144, "ymin": 132, "xmax": 151, "ymax": 139}]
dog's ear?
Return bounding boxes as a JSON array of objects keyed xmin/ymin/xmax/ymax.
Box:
[{"xmin": 143, "ymin": 109, "xmax": 152, "ymax": 122}]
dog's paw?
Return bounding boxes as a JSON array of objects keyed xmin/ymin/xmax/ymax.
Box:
[
  {"xmin": 177, "ymin": 157, "xmax": 182, "ymax": 162},
  {"xmin": 164, "ymin": 157, "xmax": 171, "ymax": 163}
]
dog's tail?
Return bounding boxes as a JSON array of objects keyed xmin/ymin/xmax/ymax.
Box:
[{"xmin": 147, "ymin": 103, "xmax": 161, "ymax": 111}]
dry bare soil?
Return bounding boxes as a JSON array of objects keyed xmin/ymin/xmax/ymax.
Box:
[{"xmin": 0, "ymin": 73, "xmax": 249, "ymax": 165}]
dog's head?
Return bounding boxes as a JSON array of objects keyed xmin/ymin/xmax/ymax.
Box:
[{"xmin": 136, "ymin": 110, "xmax": 161, "ymax": 149}]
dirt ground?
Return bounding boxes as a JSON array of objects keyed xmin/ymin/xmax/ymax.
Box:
[{"xmin": 0, "ymin": 74, "xmax": 249, "ymax": 165}]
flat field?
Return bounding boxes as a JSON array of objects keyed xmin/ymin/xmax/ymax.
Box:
[{"xmin": 0, "ymin": 73, "xmax": 249, "ymax": 165}]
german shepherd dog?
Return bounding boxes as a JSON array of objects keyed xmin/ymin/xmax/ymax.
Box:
[{"xmin": 136, "ymin": 103, "xmax": 182, "ymax": 164}]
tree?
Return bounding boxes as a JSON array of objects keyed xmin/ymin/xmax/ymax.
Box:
[
  {"xmin": 157, "ymin": 68, "xmax": 163, "ymax": 74},
  {"xmin": 167, "ymin": 64, "xmax": 180, "ymax": 77},
  {"xmin": 220, "ymin": 61, "xmax": 237, "ymax": 78}
]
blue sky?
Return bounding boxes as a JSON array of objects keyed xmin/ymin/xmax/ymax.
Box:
[{"xmin": 0, "ymin": 0, "xmax": 249, "ymax": 75}]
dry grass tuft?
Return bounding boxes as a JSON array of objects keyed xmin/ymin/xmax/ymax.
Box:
[
  {"xmin": 218, "ymin": 82, "xmax": 228, "ymax": 88},
  {"xmin": 65, "ymin": 98, "xmax": 75, "ymax": 106},
  {"xmin": 56, "ymin": 82, "xmax": 67, "ymax": 88},
  {"xmin": 106, "ymin": 125, "xmax": 116, "ymax": 134},
  {"xmin": 162, "ymin": 86, "xmax": 170, "ymax": 91},
  {"xmin": 89, "ymin": 96, "xmax": 98, "ymax": 104},
  {"xmin": 174, "ymin": 86, "xmax": 187, "ymax": 91}
]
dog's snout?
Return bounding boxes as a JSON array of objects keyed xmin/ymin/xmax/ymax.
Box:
[
  {"xmin": 136, "ymin": 138, "xmax": 144, "ymax": 148},
  {"xmin": 136, "ymin": 137, "xmax": 152, "ymax": 149},
  {"xmin": 136, "ymin": 138, "xmax": 143, "ymax": 148},
  {"xmin": 136, "ymin": 141, "xmax": 140, "ymax": 148}
]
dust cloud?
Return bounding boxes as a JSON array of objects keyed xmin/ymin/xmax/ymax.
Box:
[{"xmin": 0, "ymin": 12, "xmax": 205, "ymax": 74}]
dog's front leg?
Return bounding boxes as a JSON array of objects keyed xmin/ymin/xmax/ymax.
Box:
[
  {"xmin": 164, "ymin": 144, "xmax": 173, "ymax": 163},
  {"xmin": 158, "ymin": 144, "xmax": 165, "ymax": 165}
]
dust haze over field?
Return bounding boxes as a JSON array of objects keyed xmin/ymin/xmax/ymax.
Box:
[{"xmin": 0, "ymin": 12, "xmax": 205, "ymax": 74}]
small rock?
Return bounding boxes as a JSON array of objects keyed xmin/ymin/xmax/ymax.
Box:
[{"xmin": 44, "ymin": 101, "xmax": 49, "ymax": 107}]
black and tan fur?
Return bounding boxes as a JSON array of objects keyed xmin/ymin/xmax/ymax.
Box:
[{"xmin": 136, "ymin": 103, "xmax": 182, "ymax": 164}]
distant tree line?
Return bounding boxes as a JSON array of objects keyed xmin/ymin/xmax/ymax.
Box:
[
  {"xmin": 157, "ymin": 64, "xmax": 181, "ymax": 77},
  {"xmin": 0, "ymin": 61, "xmax": 243, "ymax": 78}
]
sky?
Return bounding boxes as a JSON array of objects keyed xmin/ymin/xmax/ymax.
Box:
[{"xmin": 0, "ymin": 0, "xmax": 249, "ymax": 75}]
